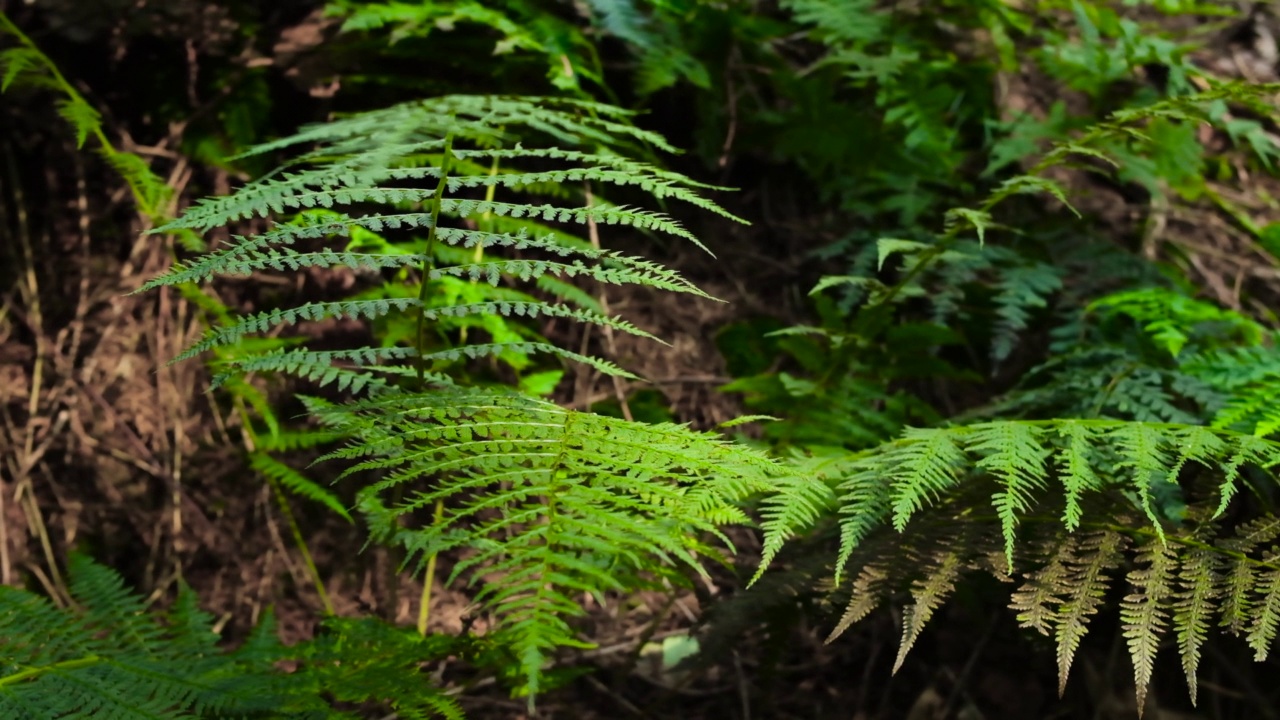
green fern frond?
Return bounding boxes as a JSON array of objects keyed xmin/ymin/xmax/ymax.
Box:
[
  {"xmin": 1111, "ymin": 422, "xmax": 1176, "ymax": 537},
  {"xmin": 302, "ymin": 386, "xmax": 781, "ymax": 694},
  {"xmin": 0, "ymin": 13, "xmax": 172, "ymax": 220},
  {"xmin": 0, "ymin": 555, "xmax": 294, "ymax": 718},
  {"xmin": 753, "ymin": 457, "xmax": 838, "ymax": 583},
  {"xmin": 0, "ymin": 46, "xmax": 42, "ymax": 91},
  {"xmin": 0, "ymin": 555, "xmax": 468, "ymax": 718},
  {"xmin": 1089, "ymin": 286, "xmax": 1265, "ymax": 358},
  {"xmin": 178, "ymin": 298, "xmax": 660, "ymax": 363},
  {"xmin": 146, "ymin": 92, "xmax": 773, "ymax": 705},
  {"xmin": 211, "ymin": 346, "xmax": 441, "ymax": 392},
  {"xmin": 971, "ymin": 422, "xmax": 1052, "ymax": 565},
  {"xmin": 54, "ymin": 98, "xmax": 100, "ymax": 149},
  {"xmin": 791, "ymin": 420, "xmax": 1280, "ymax": 575},
  {"xmin": 145, "ymin": 240, "xmax": 709, "ymax": 299},
  {"xmin": 1055, "ymin": 420, "xmax": 1105, "ymax": 531},
  {"xmin": 887, "ymin": 427, "xmax": 971, "ymax": 531},
  {"xmin": 302, "ymin": 617, "xmax": 470, "ymax": 720}
]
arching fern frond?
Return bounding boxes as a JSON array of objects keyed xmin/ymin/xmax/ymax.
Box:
[
  {"xmin": 303, "ymin": 386, "xmax": 783, "ymax": 693},
  {"xmin": 0, "ymin": 12, "xmax": 174, "ymax": 221},
  {"xmin": 755, "ymin": 418, "xmax": 1280, "ymax": 709}
]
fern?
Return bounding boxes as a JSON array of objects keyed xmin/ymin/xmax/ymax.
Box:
[
  {"xmin": 306, "ymin": 386, "xmax": 777, "ymax": 692},
  {"xmin": 249, "ymin": 451, "xmax": 352, "ymax": 522},
  {"xmin": 0, "ymin": 555, "xmax": 466, "ymax": 718},
  {"xmin": 326, "ymin": 0, "xmax": 603, "ymax": 92},
  {"xmin": 144, "ymin": 93, "xmax": 786, "ymax": 703},
  {"xmin": 0, "ymin": 556, "xmax": 291, "ymax": 718},
  {"xmin": 326, "ymin": 0, "xmax": 710, "ymax": 95},
  {"xmin": 756, "ymin": 418, "xmax": 1280, "ymax": 708},
  {"xmin": 694, "ymin": 3, "xmax": 1280, "ymax": 714},
  {"xmin": 0, "ymin": 11, "xmax": 174, "ymax": 223}
]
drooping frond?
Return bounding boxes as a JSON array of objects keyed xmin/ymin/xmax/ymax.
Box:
[
  {"xmin": 893, "ymin": 545, "xmax": 964, "ymax": 673},
  {"xmin": 1052, "ymin": 530, "xmax": 1127, "ymax": 697},
  {"xmin": 1172, "ymin": 544, "xmax": 1220, "ymax": 705},
  {"xmin": 0, "ymin": 14, "xmax": 174, "ymax": 220},
  {"xmin": 753, "ymin": 453, "xmax": 839, "ymax": 582},
  {"xmin": 970, "ymin": 421, "xmax": 1052, "ymax": 564},
  {"xmin": 754, "ymin": 417, "xmax": 1280, "ymax": 709},
  {"xmin": 1120, "ymin": 539, "xmax": 1176, "ymax": 712},
  {"xmin": 249, "ymin": 451, "xmax": 352, "ymax": 522}
]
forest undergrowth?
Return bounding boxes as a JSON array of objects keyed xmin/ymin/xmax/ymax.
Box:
[{"xmin": 7, "ymin": 1, "xmax": 1280, "ymax": 718}]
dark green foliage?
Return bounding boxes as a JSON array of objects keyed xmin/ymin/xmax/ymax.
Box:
[
  {"xmin": 0, "ymin": 554, "xmax": 295, "ymax": 718},
  {"xmin": 0, "ymin": 555, "xmax": 465, "ymax": 718},
  {"xmin": 324, "ymin": 0, "xmax": 714, "ymax": 96}
]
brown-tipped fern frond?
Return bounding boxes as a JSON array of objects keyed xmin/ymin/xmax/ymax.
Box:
[{"xmin": 756, "ymin": 418, "xmax": 1280, "ymax": 709}]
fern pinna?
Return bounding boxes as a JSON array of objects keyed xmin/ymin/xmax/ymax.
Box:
[{"xmin": 142, "ymin": 95, "xmax": 785, "ymax": 700}]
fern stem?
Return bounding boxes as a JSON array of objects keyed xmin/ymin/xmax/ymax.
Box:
[
  {"xmin": 458, "ymin": 149, "xmax": 502, "ymax": 346},
  {"xmin": 416, "ymin": 497, "xmax": 446, "ymax": 637},
  {"xmin": 266, "ymin": 474, "xmax": 335, "ymax": 616},
  {"xmin": 414, "ymin": 132, "xmax": 455, "ymax": 388},
  {"xmin": 0, "ymin": 656, "xmax": 102, "ymax": 687},
  {"xmin": 412, "ymin": 131, "xmax": 457, "ymax": 633},
  {"xmin": 1088, "ymin": 362, "xmax": 1139, "ymax": 418},
  {"xmin": 1117, "ymin": 522, "xmax": 1280, "ymax": 572},
  {"xmin": 583, "ymin": 181, "xmax": 633, "ymax": 422}
]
